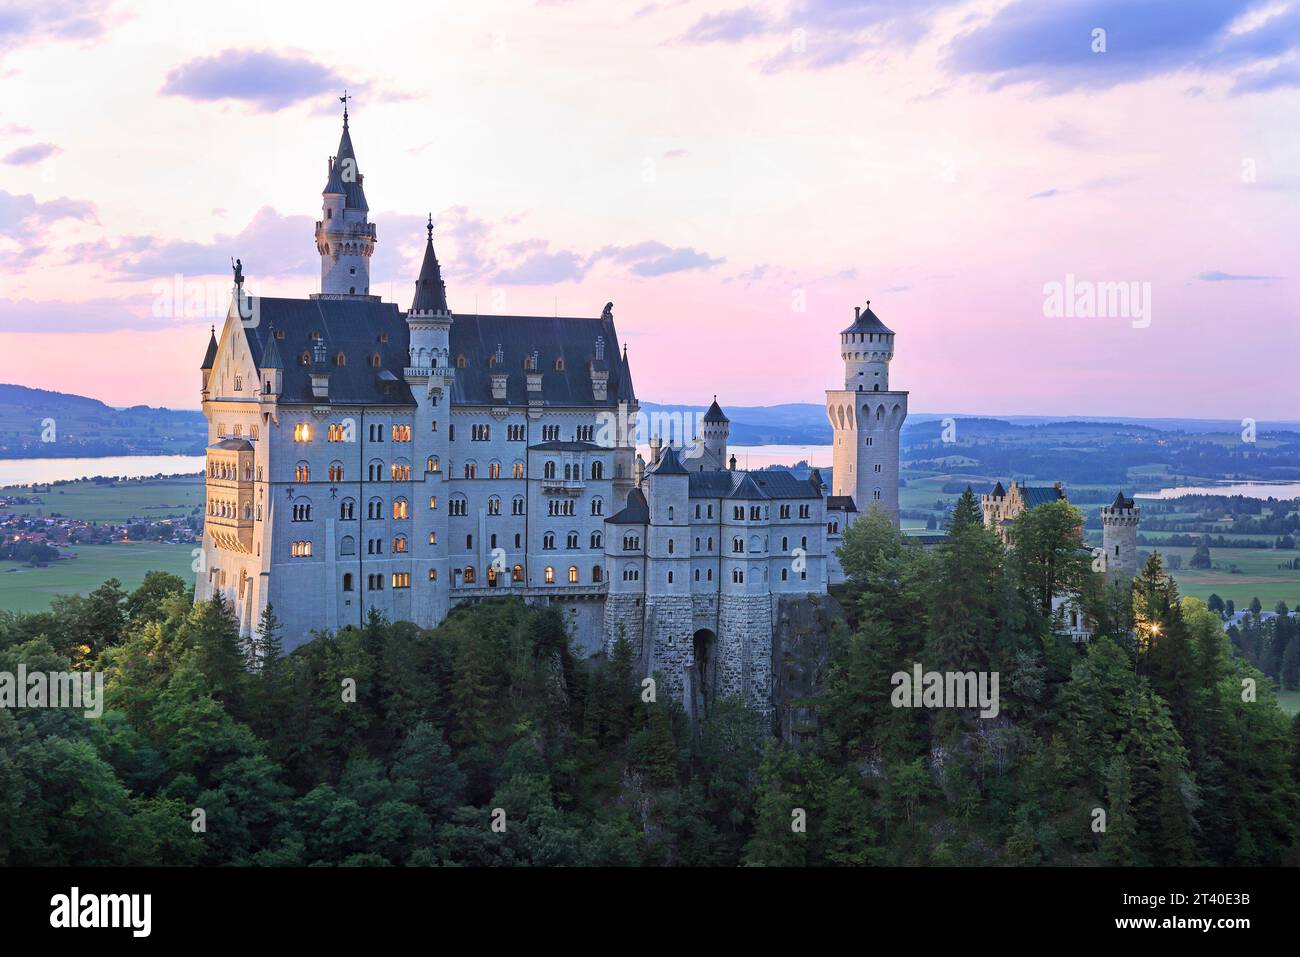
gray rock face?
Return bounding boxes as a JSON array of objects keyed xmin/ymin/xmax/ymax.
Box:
[{"xmin": 771, "ymin": 593, "xmax": 844, "ymax": 744}]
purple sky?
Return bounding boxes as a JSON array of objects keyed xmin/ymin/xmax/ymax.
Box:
[{"xmin": 0, "ymin": 0, "xmax": 1297, "ymax": 418}]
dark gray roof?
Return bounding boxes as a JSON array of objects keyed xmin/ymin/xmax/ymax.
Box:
[
  {"xmin": 208, "ymin": 438, "xmax": 253, "ymax": 452},
  {"xmin": 201, "ymin": 327, "xmax": 218, "ymax": 369},
  {"xmin": 703, "ymin": 397, "xmax": 728, "ymax": 423},
  {"xmin": 411, "ymin": 221, "xmax": 449, "ymax": 314},
  {"xmin": 1110, "ymin": 492, "xmax": 1135, "ymax": 509},
  {"xmin": 990, "ymin": 481, "xmax": 1005, "ymax": 497},
  {"xmin": 1021, "ymin": 485, "xmax": 1065, "ymax": 509},
  {"xmin": 243, "ymin": 297, "xmax": 414, "ymax": 406},
  {"xmin": 687, "ymin": 469, "xmax": 819, "ymax": 500},
  {"xmin": 448, "ymin": 312, "xmax": 634, "ymax": 407},
  {"xmin": 648, "ymin": 446, "xmax": 688, "ymax": 475},
  {"xmin": 608, "ymin": 487, "xmax": 649, "ymax": 525},
  {"xmin": 322, "ymin": 115, "xmax": 369, "ymax": 211},
  {"xmin": 529, "ymin": 441, "xmax": 604, "ymax": 452},
  {"xmin": 826, "ymin": 495, "xmax": 857, "ymax": 512},
  {"xmin": 621, "ymin": 345, "xmax": 637, "ymax": 403},
  {"xmin": 841, "ymin": 303, "xmax": 893, "ymax": 336}
]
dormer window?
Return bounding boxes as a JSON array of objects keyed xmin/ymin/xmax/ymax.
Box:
[
  {"xmin": 371, "ymin": 353, "xmax": 381, "ymax": 368},
  {"xmin": 335, "ymin": 352, "xmax": 346, "ymax": 367},
  {"xmin": 554, "ymin": 357, "xmax": 565, "ymax": 371},
  {"xmin": 310, "ymin": 331, "xmax": 321, "ymax": 340},
  {"xmin": 275, "ymin": 329, "xmax": 286, "ymax": 340},
  {"xmin": 299, "ymin": 351, "xmax": 311, "ymax": 366},
  {"xmin": 456, "ymin": 354, "xmax": 467, "ymax": 369}
]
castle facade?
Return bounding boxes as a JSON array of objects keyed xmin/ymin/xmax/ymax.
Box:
[{"xmin": 196, "ymin": 106, "xmax": 906, "ymax": 717}]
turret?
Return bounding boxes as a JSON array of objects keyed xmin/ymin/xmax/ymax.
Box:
[
  {"xmin": 840, "ymin": 301, "xmax": 894, "ymax": 392},
  {"xmin": 260, "ymin": 324, "xmax": 283, "ymax": 397},
  {"xmin": 701, "ymin": 396, "xmax": 729, "ymax": 471},
  {"xmin": 314, "ymin": 95, "xmax": 376, "ymax": 297},
  {"xmin": 1101, "ymin": 492, "xmax": 1140, "ymax": 579},
  {"xmin": 200, "ymin": 325, "xmax": 218, "ymax": 395}
]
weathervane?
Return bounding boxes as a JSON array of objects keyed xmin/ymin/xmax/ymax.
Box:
[{"xmin": 340, "ymin": 89, "xmax": 351, "ymax": 124}]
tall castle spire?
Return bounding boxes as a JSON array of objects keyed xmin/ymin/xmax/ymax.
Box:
[
  {"xmin": 314, "ymin": 91, "xmax": 376, "ymax": 298},
  {"xmin": 411, "ymin": 214, "xmax": 449, "ymax": 314}
]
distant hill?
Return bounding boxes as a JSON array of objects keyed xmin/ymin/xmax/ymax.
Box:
[{"xmin": 0, "ymin": 384, "xmax": 206, "ymax": 458}]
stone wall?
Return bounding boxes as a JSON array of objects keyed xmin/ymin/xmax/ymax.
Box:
[
  {"xmin": 718, "ymin": 593, "xmax": 774, "ymax": 719},
  {"xmin": 645, "ymin": 595, "xmax": 695, "ymax": 706}
]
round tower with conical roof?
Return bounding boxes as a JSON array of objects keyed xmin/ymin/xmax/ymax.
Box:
[
  {"xmin": 314, "ymin": 97, "xmax": 377, "ymax": 297},
  {"xmin": 1101, "ymin": 492, "xmax": 1140, "ymax": 580},
  {"xmin": 826, "ymin": 301, "xmax": 908, "ymax": 530},
  {"xmin": 701, "ymin": 396, "xmax": 730, "ymax": 470}
]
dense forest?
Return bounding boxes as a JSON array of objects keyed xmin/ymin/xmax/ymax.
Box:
[{"xmin": 1, "ymin": 490, "xmax": 1297, "ymax": 866}]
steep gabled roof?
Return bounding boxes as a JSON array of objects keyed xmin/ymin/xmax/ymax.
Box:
[
  {"xmin": 1110, "ymin": 491, "xmax": 1135, "ymax": 509},
  {"xmin": 648, "ymin": 445, "xmax": 688, "ymax": 475},
  {"xmin": 448, "ymin": 312, "xmax": 634, "ymax": 408},
  {"xmin": 608, "ymin": 487, "xmax": 649, "ymax": 525},
  {"xmin": 687, "ymin": 469, "xmax": 820, "ymax": 500},
  {"xmin": 241, "ymin": 298, "xmax": 413, "ymax": 405}
]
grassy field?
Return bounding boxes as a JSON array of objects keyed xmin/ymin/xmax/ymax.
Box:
[
  {"xmin": 2, "ymin": 475, "xmax": 203, "ymax": 522},
  {"xmin": 0, "ymin": 543, "xmax": 195, "ymax": 613},
  {"xmin": 1145, "ymin": 546, "xmax": 1300, "ymax": 609}
]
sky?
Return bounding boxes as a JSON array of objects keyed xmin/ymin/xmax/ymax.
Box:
[{"xmin": 0, "ymin": 0, "xmax": 1297, "ymax": 419}]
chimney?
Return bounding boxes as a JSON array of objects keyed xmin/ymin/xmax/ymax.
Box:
[{"xmin": 855, "ymin": 306, "xmax": 861, "ymax": 320}]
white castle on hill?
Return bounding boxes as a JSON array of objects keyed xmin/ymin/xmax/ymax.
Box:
[{"xmin": 195, "ymin": 102, "xmax": 907, "ymax": 717}]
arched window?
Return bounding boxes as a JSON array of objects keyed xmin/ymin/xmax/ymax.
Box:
[
  {"xmin": 464, "ymin": 461, "xmax": 477, "ymax": 479},
  {"xmin": 544, "ymin": 461, "xmax": 557, "ymax": 479},
  {"xmin": 591, "ymin": 531, "xmax": 602, "ymax": 549},
  {"xmin": 544, "ymin": 566, "xmax": 555, "ymax": 584},
  {"xmin": 427, "ymin": 455, "xmax": 439, "ymax": 473},
  {"xmin": 393, "ymin": 535, "xmax": 408, "ymax": 553},
  {"xmin": 487, "ymin": 496, "xmax": 501, "ymax": 515},
  {"xmin": 592, "ymin": 565, "xmax": 603, "ymax": 583},
  {"xmin": 544, "ymin": 532, "xmax": 555, "ymax": 549},
  {"xmin": 463, "ymin": 565, "xmax": 476, "ymax": 584},
  {"xmin": 371, "ymin": 353, "xmax": 382, "ymax": 368},
  {"xmin": 591, "ymin": 497, "xmax": 603, "ymax": 516},
  {"xmin": 295, "ymin": 462, "xmax": 310, "ymax": 482},
  {"xmin": 335, "ymin": 352, "xmax": 346, "ymax": 367},
  {"xmin": 568, "ymin": 565, "xmax": 578, "ymax": 584},
  {"xmin": 392, "ymin": 497, "xmax": 409, "ymax": 519},
  {"xmin": 512, "ymin": 564, "xmax": 524, "ymax": 582},
  {"xmin": 489, "ymin": 461, "xmax": 501, "ymax": 479},
  {"xmin": 456, "ymin": 354, "xmax": 467, "ymax": 368},
  {"xmin": 340, "ymin": 498, "xmax": 355, "ymax": 520},
  {"xmin": 328, "ymin": 462, "xmax": 344, "ymax": 482},
  {"xmin": 512, "ymin": 461, "xmax": 525, "ymax": 478},
  {"xmin": 342, "ymin": 572, "xmax": 354, "ymax": 591},
  {"xmin": 591, "ymin": 461, "xmax": 603, "ymax": 480},
  {"xmin": 340, "ymin": 536, "xmax": 356, "ymax": 556}
]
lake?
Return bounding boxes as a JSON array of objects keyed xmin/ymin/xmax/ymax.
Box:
[
  {"xmin": 1139, "ymin": 481, "xmax": 1300, "ymax": 501},
  {"xmin": 6, "ymin": 446, "xmax": 836, "ymax": 487},
  {"xmin": 0, "ymin": 455, "xmax": 205, "ymax": 487}
]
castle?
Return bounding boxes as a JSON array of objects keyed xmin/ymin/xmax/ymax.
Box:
[
  {"xmin": 195, "ymin": 104, "xmax": 907, "ymax": 719},
  {"xmin": 980, "ymin": 480, "xmax": 1141, "ymax": 640}
]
